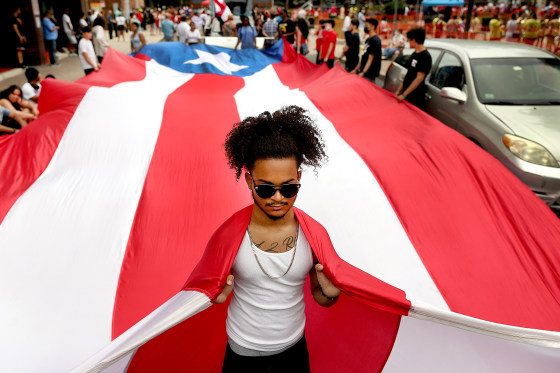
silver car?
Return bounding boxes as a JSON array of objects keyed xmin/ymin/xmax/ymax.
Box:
[{"xmin": 384, "ymin": 40, "xmax": 560, "ymax": 211}]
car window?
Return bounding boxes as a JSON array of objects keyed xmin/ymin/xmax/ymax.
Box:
[
  {"xmin": 430, "ymin": 52, "xmax": 465, "ymax": 90},
  {"xmin": 427, "ymin": 48, "xmax": 442, "ymax": 71},
  {"xmin": 471, "ymin": 58, "xmax": 560, "ymax": 105}
]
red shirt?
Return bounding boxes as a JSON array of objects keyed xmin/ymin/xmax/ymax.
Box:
[{"xmin": 321, "ymin": 30, "xmax": 337, "ymax": 60}]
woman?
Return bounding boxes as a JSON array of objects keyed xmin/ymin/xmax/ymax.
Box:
[
  {"xmin": 92, "ymin": 17, "xmax": 109, "ymax": 64},
  {"xmin": 296, "ymin": 17, "xmax": 309, "ymax": 55},
  {"xmin": 130, "ymin": 21, "xmax": 146, "ymax": 54},
  {"xmin": 12, "ymin": 7, "xmax": 27, "ymax": 68},
  {"xmin": 0, "ymin": 85, "xmax": 38, "ymax": 128},
  {"xmin": 186, "ymin": 21, "xmax": 202, "ymax": 45},
  {"xmin": 505, "ymin": 13, "xmax": 520, "ymax": 42},
  {"xmin": 222, "ymin": 13, "xmax": 236, "ymax": 36}
]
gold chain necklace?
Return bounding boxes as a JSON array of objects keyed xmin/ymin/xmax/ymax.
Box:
[{"xmin": 247, "ymin": 224, "xmax": 298, "ymax": 279}]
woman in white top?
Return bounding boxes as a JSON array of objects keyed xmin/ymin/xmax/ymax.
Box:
[
  {"xmin": 186, "ymin": 21, "xmax": 202, "ymax": 45},
  {"xmin": 92, "ymin": 17, "xmax": 109, "ymax": 63},
  {"xmin": 130, "ymin": 21, "xmax": 146, "ymax": 54},
  {"xmin": 116, "ymin": 14, "xmax": 127, "ymax": 41},
  {"xmin": 505, "ymin": 13, "xmax": 520, "ymax": 42}
]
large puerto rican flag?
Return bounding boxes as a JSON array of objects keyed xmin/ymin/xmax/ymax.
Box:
[{"xmin": 1, "ymin": 40, "xmax": 559, "ymax": 372}]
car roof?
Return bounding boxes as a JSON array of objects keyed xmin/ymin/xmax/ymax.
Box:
[{"xmin": 424, "ymin": 39, "xmax": 557, "ymax": 59}]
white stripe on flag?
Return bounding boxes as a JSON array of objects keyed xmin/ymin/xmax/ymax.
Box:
[
  {"xmin": 0, "ymin": 61, "xmax": 193, "ymax": 372},
  {"xmin": 235, "ymin": 65, "xmax": 448, "ymax": 309},
  {"xmin": 384, "ymin": 313, "xmax": 560, "ymax": 372},
  {"xmin": 72, "ymin": 291, "xmax": 211, "ymax": 373}
]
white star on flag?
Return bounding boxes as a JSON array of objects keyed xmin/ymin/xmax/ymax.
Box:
[{"xmin": 183, "ymin": 50, "xmax": 248, "ymax": 75}]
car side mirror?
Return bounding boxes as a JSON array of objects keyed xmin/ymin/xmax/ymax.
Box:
[{"xmin": 440, "ymin": 87, "xmax": 467, "ymax": 104}]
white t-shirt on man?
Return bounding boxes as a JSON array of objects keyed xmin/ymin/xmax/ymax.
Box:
[
  {"xmin": 226, "ymin": 226, "xmax": 313, "ymax": 354},
  {"xmin": 22, "ymin": 82, "xmax": 41, "ymax": 107},
  {"xmin": 78, "ymin": 38, "xmax": 97, "ymax": 70}
]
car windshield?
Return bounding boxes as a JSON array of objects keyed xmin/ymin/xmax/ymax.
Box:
[{"xmin": 471, "ymin": 58, "xmax": 560, "ymax": 105}]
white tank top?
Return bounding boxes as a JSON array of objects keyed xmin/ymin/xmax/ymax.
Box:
[{"xmin": 226, "ymin": 226, "xmax": 313, "ymax": 352}]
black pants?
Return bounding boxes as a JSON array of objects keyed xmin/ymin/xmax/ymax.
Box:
[
  {"xmin": 84, "ymin": 68, "xmax": 95, "ymax": 75},
  {"xmin": 222, "ymin": 336, "xmax": 310, "ymax": 373}
]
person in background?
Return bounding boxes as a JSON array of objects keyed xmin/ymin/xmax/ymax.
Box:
[
  {"xmin": 319, "ymin": 19, "xmax": 336, "ymax": 68},
  {"xmin": 62, "ymin": 8, "xmax": 77, "ymax": 53},
  {"xmin": 278, "ymin": 9, "xmax": 296, "ymax": 44},
  {"xmin": 340, "ymin": 19, "xmax": 360, "ymax": 72},
  {"xmin": 488, "ymin": 14, "xmax": 503, "ymax": 41},
  {"xmin": 78, "ymin": 27, "xmax": 99, "ymax": 75},
  {"xmin": 79, "ymin": 12, "xmax": 89, "ymax": 29},
  {"xmin": 107, "ymin": 10, "xmax": 116, "ymax": 39},
  {"xmin": 176, "ymin": 15, "xmax": 189, "ymax": 43},
  {"xmin": 262, "ymin": 14, "xmax": 278, "ymax": 49},
  {"xmin": 353, "ymin": 18, "xmax": 381, "ymax": 81},
  {"xmin": 315, "ymin": 19, "xmax": 325, "ymax": 65},
  {"xmin": 522, "ymin": 12, "xmax": 541, "ymax": 45},
  {"xmin": 505, "ymin": 13, "xmax": 520, "ymax": 42},
  {"xmin": 22, "ymin": 68, "xmax": 41, "ymax": 106},
  {"xmin": 42, "ymin": 10, "xmax": 60, "ymax": 66},
  {"xmin": 358, "ymin": 9, "xmax": 366, "ymax": 40},
  {"xmin": 12, "ymin": 7, "xmax": 27, "ymax": 68},
  {"xmin": 395, "ymin": 27, "xmax": 432, "ymax": 110},
  {"xmin": 130, "ymin": 21, "xmax": 146, "ymax": 53},
  {"xmin": 295, "ymin": 13, "xmax": 310, "ymax": 55},
  {"xmin": 235, "ymin": 16, "xmax": 257, "ymax": 50},
  {"xmin": 161, "ymin": 13, "xmax": 175, "ymax": 41},
  {"xmin": 223, "ymin": 13, "xmax": 238, "ymax": 37},
  {"xmin": 0, "ymin": 85, "xmax": 39, "ymax": 123},
  {"xmin": 186, "ymin": 21, "xmax": 202, "ymax": 45},
  {"xmin": 116, "ymin": 12, "xmax": 127, "ymax": 41},
  {"xmin": 342, "ymin": 10, "xmax": 353, "ymax": 33},
  {"xmin": 383, "ymin": 28, "xmax": 406, "ymax": 59},
  {"xmin": 92, "ymin": 17, "xmax": 109, "ymax": 64}
]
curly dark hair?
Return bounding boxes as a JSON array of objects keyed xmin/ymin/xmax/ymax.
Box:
[{"xmin": 225, "ymin": 106, "xmax": 327, "ymax": 180}]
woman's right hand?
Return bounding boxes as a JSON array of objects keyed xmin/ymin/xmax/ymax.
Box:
[{"xmin": 214, "ymin": 274, "xmax": 234, "ymax": 304}]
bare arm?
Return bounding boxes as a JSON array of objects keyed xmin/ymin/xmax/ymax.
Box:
[
  {"xmin": 215, "ymin": 274, "xmax": 234, "ymax": 304},
  {"xmin": 309, "ymin": 263, "xmax": 340, "ymax": 307},
  {"xmin": 82, "ymin": 51, "xmax": 99, "ymax": 70},
  {"xmin": 325, "ymin": 41, "xmax": 335, "ymax": 60},
  {"xmin": 235, "ymin": 36, "xmax": 241, "ymax": 49},
  {"xmin": 137, "ymin": 33, "xmax": 146, "ymax": 52},
  {"xmin": 19, "ymin": 100, "xmax": 39, "ymax": 118},
  {"xmin": 397, "ymin": 71, "xmax": 426, "ymax": 102},
  {"xmin": 359, "ymin": 54, "xmax": 374, "ymax": 77}
]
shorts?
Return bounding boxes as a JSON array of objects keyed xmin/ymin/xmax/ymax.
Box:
[{"xmin": 117, "ymin": 25, "xmax": 125, "ymax": 31}]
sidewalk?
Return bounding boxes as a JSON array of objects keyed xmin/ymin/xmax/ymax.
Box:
[{"xmin": 0, "ymin": 31, "xmax": 164, "ymax": 89}]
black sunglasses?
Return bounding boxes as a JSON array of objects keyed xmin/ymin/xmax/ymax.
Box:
[{"xmin": 250, "ymin": 174, "xmax": 301, "ymax": 199}]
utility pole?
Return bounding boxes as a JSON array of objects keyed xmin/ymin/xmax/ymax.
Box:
[{"xmin": 393, "ymin": 0, "xmax": 399, "ymax": 30}]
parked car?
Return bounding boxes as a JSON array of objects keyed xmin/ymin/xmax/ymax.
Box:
[{"xmin": 384, "ymin": 39, "xmax": 560, "ymax": 211}]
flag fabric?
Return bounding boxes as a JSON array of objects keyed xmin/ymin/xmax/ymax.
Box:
[
  {"xmin": 0, "ymin": 41, "xmax": 559, "ymax": 373},
  {"xmin": 213, "ymin": 0, "xmax": 232, "ymax": 22}
]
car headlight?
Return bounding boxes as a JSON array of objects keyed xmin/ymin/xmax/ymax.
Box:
[{"xmin": 503, "ymin": 134, "xmax": 559, "ymax": 168}]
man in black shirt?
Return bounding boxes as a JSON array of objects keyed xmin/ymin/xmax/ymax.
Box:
[
  {"xmin": 278, "ymin": 9, "xmax": 296, "ymax": 45},
  {"xmin": 341, "ymin": 19, "xmax": 360, "ymax": 72},
  {"xmin": 353, "ymin": 18, "xmax": 381, "ymax": 82},
  {"xmin": 396, "ymin": 27, "xmax": 432, "ymax": 111}
]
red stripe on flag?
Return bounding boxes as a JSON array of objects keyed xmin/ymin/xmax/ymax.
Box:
[
  {"xmin": 111, "ymin": 74, "xmax": 247, "ymax": 339},
  {"xmin": 274, "ymin": 59, "xmax": 560, "ymax": 330}
]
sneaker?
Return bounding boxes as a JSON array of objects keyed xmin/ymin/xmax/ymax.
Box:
[{"xmin": 51, "ymin": 62, "xmax": 60, "ymax": 66}]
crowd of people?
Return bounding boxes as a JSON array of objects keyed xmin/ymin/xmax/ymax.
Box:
[{"xmin": 429, "ymin": 4, "xmax": 560, "ymax": 53}]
